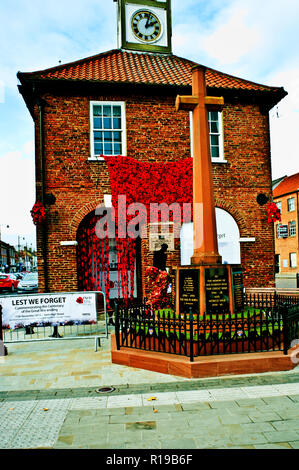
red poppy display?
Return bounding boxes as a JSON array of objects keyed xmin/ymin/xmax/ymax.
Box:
[
  {"xmin": 145, "ymin": 266, "xmax": 171, "ymax": 311},
  {"xmin": 265, "ymin": 202, "xmax": 281, "ymax": 224},
  {"xmin": 30, "ymin": 201, "xmax": 46, "ymax": 225},
  {"xmin": 77, "ymin": 156, "xmax": 193, "ymax": 306}
]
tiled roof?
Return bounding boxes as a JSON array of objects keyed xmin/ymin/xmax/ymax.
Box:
[
  {"xmin": 273, "ymin": 173, "xmax": 299, "ymax": 198},
  {"xmin": 18, "ymin": 49, "xmax": 285, "ymax": 96}
]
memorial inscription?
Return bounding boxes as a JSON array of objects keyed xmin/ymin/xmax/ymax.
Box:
[
  {"xmin": 178, "ymin": 269, "xmax": 200, "ymax": 314},
  {"xmin": 205, "ymin": 267, "xmax": 229, "ymax": 314},
  {"xmin": 231, "ymin": 268, "xmax": 244, "ymax": 311}
]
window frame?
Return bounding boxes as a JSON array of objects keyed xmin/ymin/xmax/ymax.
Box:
[
  {"xmin": 190, "ymin": 110, "xmax": 226, "ymax": 163},
  {"xmin": 89, "ymin": 101, "xmax": 127, "ymax": 160},
  {"xmin": 290, "ymin": 252, "xmax": 297, "ymax": 268},
  {"xmin": 289, "ymin": 220, "xmax": 296, "ymax": 237},
  {"xmin": 275, "ymin": 201, "xmax": 281, "ymax": 214},
  {"xmin": 287, "ymin": 197, "xmax": 295, "ymax": 212}
]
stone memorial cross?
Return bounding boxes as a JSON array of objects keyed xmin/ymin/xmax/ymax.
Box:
[{"xmin": 176, "ymin": 65, "xmax": 224, "ymax": 265}]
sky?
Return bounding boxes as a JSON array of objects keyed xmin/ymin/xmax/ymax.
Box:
[{"xmin": 0, "ymin": 0, "xmax": 298, "ymax": 249}]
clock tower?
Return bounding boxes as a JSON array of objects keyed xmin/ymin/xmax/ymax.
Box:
[{"xmin": 116, "ymin": 0, "xmax": 172, "ymax": 54}]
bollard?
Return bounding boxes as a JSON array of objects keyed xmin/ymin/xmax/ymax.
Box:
[
  {"xmin": 0, "ymin": 304, "xmax": 8, "ymax": 356},
  {"xmin": 49, "ymin": 325, "xmax": 62, "ymax": 338}
]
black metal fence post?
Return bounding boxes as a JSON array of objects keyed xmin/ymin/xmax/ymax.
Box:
[
  {"xmin": 0, "ymin": 304, "xmax": 8, "ymax": 356},
  {"xmin": 189, "ymin": 307, "xmax": 194, "ymax": 362},
  {"xmin": 281, "ymin": 304, "xmax": 289, "ymax": 355},
  {"xmin": 0, "ymin": 304, "xmax": 3, "ymax": 342},
  {"xmin": 115, "ymin": 302, "xmax": 120, "ymax": 350}
]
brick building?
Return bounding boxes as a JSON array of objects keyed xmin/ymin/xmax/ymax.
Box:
[
  {"xmin": 17, "ymin": 0, "xmax": 287, "ymax": 303},
  {"xmin": 273, "ymin": 173, "xmax": 299, "ymax": 288}
]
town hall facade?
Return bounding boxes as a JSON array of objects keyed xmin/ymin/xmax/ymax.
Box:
[{"xmin": 17, "ymin": 0, "xmax": 287, "ymax": 305}]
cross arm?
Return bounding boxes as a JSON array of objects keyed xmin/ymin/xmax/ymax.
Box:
[
  {"xmin": 175, "ymin": 95, "xmax": 198, "ymax": 111},
  {"xmin": 175, "ymin": 95, "xmax": 224, "ymax": 111},
  {"xmin": 176, "ymin": 95, "xmax": 224, "ymax": 112},
  {"xmin": 205, "ymin": 96, "xmax": 224, "ymax": 111}
]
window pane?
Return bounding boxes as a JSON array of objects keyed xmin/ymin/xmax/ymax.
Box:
[
  {"xmin": 114, "ymin": 143, "xmax": 122, "ymax": 154},
  {"xmin": 103, "ymin": 118, "xmax": 112, "ymax": 129},
  {"xmin": 113, "ymin": 117, "xmax": 121, "ymax": 129},
  {"xmin": 209, "ymin": 111, "xmax": 218, "ymax": 121},
  {"xmin": 113, "ymin": 131, "xmax": 121, "ymax": 142},
  {"xmin": 211, "ymin": 135, "xmax": 219, "ymax": 146},
  {"xmin": 103, "ymin": 105, "xmax": 111, "ymax": 117},
  {"xmin": 93, "ymin": 105, "xmax": 102, "ymax": 116},
  {"xmin": 104, "ymin": 142, "xmax": 113, "ymax": 154},
  {"xmin": 211, "ymin": 146, "xmax": 219, "ymax": 158},
  {"xmin": 113, "ymin": 106, "xmax": 121, "ymax": 117},
  {"xmin": 210, "ymin": 121, "xmax": 219, "ymax": 133},
  {"xmin": 94, "ymin": 131, "xmax": 103, "ymax": 141},
  {"xmin": 94, "ymin": 117, "xmax": 102, "ymax": 129},
  {"xmin": 94, "ymin": 142, "xmax": 103, "ymax": 155},
  {"xmin": 104, "ymin": 131, "xmax": 112, "ymax": 142}
]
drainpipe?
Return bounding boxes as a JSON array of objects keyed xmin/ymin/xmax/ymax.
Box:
[
  {"xmin": 37, "ymin": 97, "xmax": 49, "ymax": 293},
  {"xmin": 297, "ymin": 190, "xmax": 299, "ymax": 288}
]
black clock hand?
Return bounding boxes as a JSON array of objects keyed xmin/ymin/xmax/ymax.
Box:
[{"xmin": 145, "ymin": 13, "xmax": 152, "ymax": 28}]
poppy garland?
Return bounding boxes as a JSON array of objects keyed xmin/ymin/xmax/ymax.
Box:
[
  {"xmin": 30, "ymin": 201, "xmax": 46, "ymax": 225},
  {"xmin": 265, "ymin": 202, "xmax": 281, "ymax": 224},
  {"xmin": 103, "ymin": 155, "xmax": 194, "ymax": 225},
  {"xmin": 77, "ymin": 156, "xmax": 193, "ymax": 306}
]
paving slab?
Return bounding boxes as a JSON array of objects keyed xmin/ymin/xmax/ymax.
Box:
[{"xmin": 1, "ymin": 334, "xmax": 299, "ymax": 450}]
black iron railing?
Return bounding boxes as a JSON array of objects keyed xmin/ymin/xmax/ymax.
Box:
[{"xmin": 115, "ymin": 294, "xmax": 299, "ymax": 361}]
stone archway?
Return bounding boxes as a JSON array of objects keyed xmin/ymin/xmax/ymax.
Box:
[
  {"xmin": 180, "ymin": 207, "xmax": 241, "ymax": 265},
  {"xmin": 76, "ymin": 210, "xmax": 139, "ymax": 301}
]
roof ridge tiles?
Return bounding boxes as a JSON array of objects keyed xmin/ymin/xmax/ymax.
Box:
[{"xmin": 17, "ymin": 48, "xmax": 287, "ymax": 102}]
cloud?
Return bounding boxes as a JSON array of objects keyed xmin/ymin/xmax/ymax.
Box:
[
  {"xmin": 0, "ymin": 0, "xmax": 117, "ymax": 91},
  {"xmin": 173, "ymin": 0, "xmax": 299, "ymax": 84},
  {"xmin": 0, "ymin": 143, "xmax": 36, "ymax": 237},
  {"xmin": 268, "ymin": 66, "xmax": 299, "ymax": 179},
  {"xmin": 201, "ymin": 7, "xmax": 261, "ymax": 66}
]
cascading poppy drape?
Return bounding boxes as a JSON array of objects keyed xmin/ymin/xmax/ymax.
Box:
[
  {"xmin": 104, "ymin": 155, "xmax": 193, "ymax": 304},
  {"xmin": 77, "ymin": 156, "xmax": 194, "ymax": 306},
  {"xmin": 77, "ymin": 212, "xmax": 111, "ymax": 304},
  {"xmin": 103, "ymin": 156, "xmax": 193, "ymax": 223}
]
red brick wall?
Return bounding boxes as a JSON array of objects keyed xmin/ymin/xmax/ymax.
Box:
[{"xmin": 33, "ymin": 88, "xmax": 275, "ymax": 295}]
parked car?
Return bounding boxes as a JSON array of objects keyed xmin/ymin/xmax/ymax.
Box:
[
  {"xmin": 17, "ymin": 272, "xmax": 38, "ymax": 292},
  {"xmin": 0, "ymin": 273, "xmax": 20, "ymax": 292}
]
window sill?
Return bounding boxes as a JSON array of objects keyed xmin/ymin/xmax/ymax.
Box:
[
  {"xmin": 212, "ymin": 158, "xmax": 228, "ymax": 164},
  {"xmin": 88, "ymin": 157, "xmax": 105, "ymax": 162}
]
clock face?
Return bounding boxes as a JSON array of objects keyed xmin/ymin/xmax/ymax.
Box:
[{"xmin": 131, "ymin": 10, "xmax": 162, "ymax": 43}]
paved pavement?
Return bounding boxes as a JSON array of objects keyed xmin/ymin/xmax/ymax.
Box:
[{"xmin": 1, "ymin": 331, "xmax": 299, "ymax": 451}]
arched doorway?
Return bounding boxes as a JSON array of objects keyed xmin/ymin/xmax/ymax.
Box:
[
  {"xmin": 76, "ymin": 211, "xmax": 139, "ymax": 302},
  {"xmin": 180, "ymin": 208, "xmax": 241, "ymax": 265}
]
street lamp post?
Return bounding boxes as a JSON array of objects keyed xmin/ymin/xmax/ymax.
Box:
[
  {"xmin": 18, "ymin": 236, "xmax": 25, "ymax": 271},
  {"xmin": 0, "ymin": 224, "xmax": 9, "ymax": 271}
]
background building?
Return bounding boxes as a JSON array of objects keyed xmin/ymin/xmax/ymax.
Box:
[{"xmin": 273, "ymin": 172, "xmax": 299, "ymax": 288}]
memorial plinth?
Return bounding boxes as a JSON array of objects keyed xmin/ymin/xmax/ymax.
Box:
[{"xmin": 175, "ymin": 264, "xmax": 243, "ymax": 316}]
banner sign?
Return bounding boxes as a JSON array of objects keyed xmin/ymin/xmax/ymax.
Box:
[{"xmin": 0, "ymin": 292, "xmax": 97, "ymax": 329}]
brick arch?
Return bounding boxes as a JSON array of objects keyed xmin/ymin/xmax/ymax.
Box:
[
  {"xmin": 68, "ymin": 198, "xmax": 104, "ymax": 240},
  {"xmin": 214, "ymin": 198, "xmax": 247, "ymax": 237}
]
